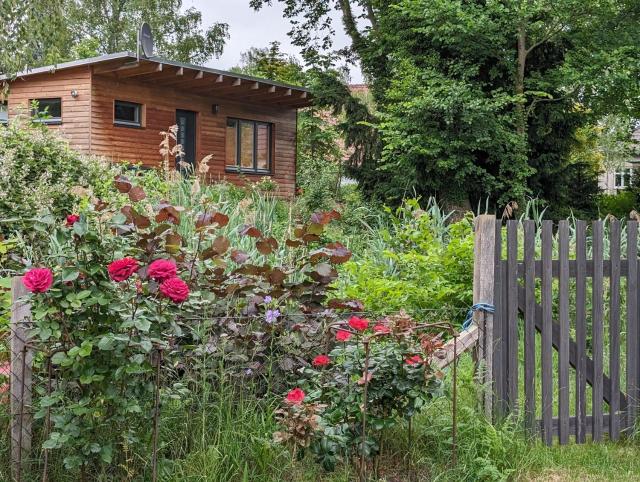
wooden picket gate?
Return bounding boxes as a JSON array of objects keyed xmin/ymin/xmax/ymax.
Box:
[{"xmin": 490, "ymin": 218, "xmax": 640, "ymax": 445}]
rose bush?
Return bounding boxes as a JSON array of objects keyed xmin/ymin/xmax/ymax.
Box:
[
  {"xmin": 275, "ymin": 311, "xmax": 448, "ymax": 473},
  {"xmin": 21, "ymin": 174, "xmax": 355, "ymax": 477}
]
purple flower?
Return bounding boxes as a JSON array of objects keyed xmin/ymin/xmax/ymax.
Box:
[
  {"xmin": 265, "ymin": 309, "xmax": 280, "ymax": 324},
  {"xmin": 264, "ymin": 296, "xmax": 272, "ymax": 303}
]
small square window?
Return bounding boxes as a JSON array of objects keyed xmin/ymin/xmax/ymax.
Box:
[
  {"xmin": 0, "ymin": 101, "xmax": 7, "ymax": 124},
  {"xmin": 614, "ymin": 168, "xmax": 633, "ymax": 189},
  {"xmin": 114, "ymin": 100, "xmax": 142, "ymax": 127},
  {"xmin": 31, "ymin": 98, "xmax": 61, "ymax": 124}
]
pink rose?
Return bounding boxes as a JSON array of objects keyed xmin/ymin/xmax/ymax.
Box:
[
  {"xmin": 23, "ymin": 268, "xmax": 53, "ymax": 293},
  {"xmin": 65, "ymin": 214, "xmax": 80, "ymax": 227},
  {"xmin": 285, "ymin": 387, "xmax": 305, "ymax": 405},
  {"xmin": 108, "ymin": 257, "xmax": 139, "ymax": 282},
  {"xmin": 159, "ymin": 277, "xmax": 189, "ymax": 303},
  {"xmin": 348, "ymin": 316, "xmax": 369, "ymax": 331},
  {"xmin": 147, "ymin": 259, "xmax": 177, "ymax": 282}
]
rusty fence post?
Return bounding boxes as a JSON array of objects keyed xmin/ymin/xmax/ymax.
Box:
[{"xmin": 11, "ymin": 277, "xmax": 32, "ymax": 482}]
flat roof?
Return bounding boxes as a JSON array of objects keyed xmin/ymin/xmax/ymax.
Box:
[{"xmin": 1, "ymin": 52, "xmax": 312, "ymax": 108}]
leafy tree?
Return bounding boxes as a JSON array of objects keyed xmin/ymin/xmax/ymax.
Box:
[
  {"xmin": 251, "ymin": 0, "xmax": 640, "ymax": 213},
  {"xmin": 0, "ymin": 0, "xmax": 69, "ymax": 76},
  {"xmin": 232, "ymin": 41, "xmax": 306, "ymax": 86},
  {"xmin": 1, "ymin": 0, "xmax": 229, "ymax": 77},
  {"xmin": 65, "ymin": 0, "xmax": 229, "ymax": 64}
]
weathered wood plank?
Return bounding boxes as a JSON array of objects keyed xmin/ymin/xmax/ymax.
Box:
[
  {"xmin": 558, "ymin": 220, "xmax": 570, "ymax": 444},
  {"xmin": 473, "ymin": 215, "xmax": 497, "ymax": 419},
  {"xmin": 541, "ymin": 220, "xmax": 553, "ymax": 445},
  {"xmin": 592, "ymin": 220, "xmax": 604, "ymax": 441},
  {"xmin": 507, "ymin": 220, "xmax": 519, "ymax": 412},
  {"xmin": 575, "ymin": 220, "xmax": 588, "ymax": 443},
  {"xmin": 523, "ymin": 220, "xmax": 536, "ymax": 433},
  {"xmin": 609, "ymin": 219, "xmax": 621, "ymax": 440},
  {"xmin": 514, "ymin": 259, "xmax": 629, "ymax": 278},
  {"xmin": 10, "ymin": 277, "xmax": 32, "ymax": 482},
  {"xmin": 493, "ymin": 219, "xmax": 505, "ymax": 418},
  {"xmin": 627, "ymin": 221, "xmax": 639, "ymax": 427},
  {"xmin": 537, "ymin": 412, "xmax": 630, "ymax": 438}
]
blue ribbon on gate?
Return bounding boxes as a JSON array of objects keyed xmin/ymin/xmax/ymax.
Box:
[{"xmin": 461, "ymin": 303, "xmax": 495, "ymax": 331}]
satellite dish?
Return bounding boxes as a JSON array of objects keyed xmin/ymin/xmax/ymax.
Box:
[{"xmin": 138, "ymin": 22, "xmax": 154, "ymax": 59}]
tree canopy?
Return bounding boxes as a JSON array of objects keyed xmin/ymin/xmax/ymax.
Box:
[
  {"xmin": 252, "ymin": 0, "xmax": 640, "ymax": 214},
  {"xmin": 1, "ymin": 0, "xmax": 229, "ymax": 76}
]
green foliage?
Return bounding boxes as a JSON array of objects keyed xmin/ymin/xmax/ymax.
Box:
[
  {"xmin": 597, "ymin": 191, "xmax": 636, "ymax": 218},
  {"xmin": 231, "ymin": 41, "xmax": 306, "ymax": 86},
  {"xmin": 275, "ymin": 313, "xmax": 446, "ymax": 474},
  {"xmin": 253, "ymin": 0, "xmax": 640, "ymax": 212},
  {"xmin": 0, "ymin": 120, "xmax": 116, "ymax": 234},
  {"xmin": 0, "ymin": 0, "xmax": 229, "ymax": 76},
  {"xmin": 21, "ymin": 173, "xmax": 356, "ymax": 476},
  {"xmin": 335, "ymin": 199, "xmax": 474, "ymax": 316}
]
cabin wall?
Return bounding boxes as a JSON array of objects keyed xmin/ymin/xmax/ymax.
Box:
[
  {"xmin": 90, "ymin": 74, "xmax": 297, "ymax": 197},
  {"xmin": 6, "ymin": 67, "xmax": 92, "ymax": 152}
]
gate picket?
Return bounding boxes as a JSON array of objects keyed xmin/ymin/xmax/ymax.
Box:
[
  {"xmin": 507, "ymin": 221, "xmax": 519, "ymax": 411},
  {"xmin": 541, "ymin": 220, "xmax": 553, "ymax": 445},
  {"xmin": 592, "ymin": 220, "xmax": 604, "ymax": 441},
  {"xmin": 609, "ymin": 219, "xmax": 621, "ymax": 440},
  {"xmin": 575, "ymin": 220, "xmax": 587, "ymax": 443},
  {"xmin": 523, "ymin": 220, "xmax": 536, "ymax": 433},
  {"xmin": 627, "ymin": 221, "xmax": 639, "ymax": 426},
  {"xmin": 558, "ymin": 220, "xmax": 570, "ymax": 444}
]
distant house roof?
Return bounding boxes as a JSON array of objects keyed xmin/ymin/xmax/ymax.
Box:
[{"xmin": 1, "ymin": 52, "xmax": 312, "ymax": 108}]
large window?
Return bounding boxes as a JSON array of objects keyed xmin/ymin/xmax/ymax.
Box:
[
  {"xmin": 614, "ymin": 167, "xmax": 633, "ymax": 189},
  {"xmin": 226, "ymin": 118, "xmax": 272, "ymax": 173},
  {"xmin": 31, "ymin": 98, "xmax": 62, "ymax": 124},
  {"xmin": 114, "ymin": 100, "xmax": 143, "ymax": 127},
  {"xmin": 0, "ymin": 101, "xmax": 7, "ymax": 124}
]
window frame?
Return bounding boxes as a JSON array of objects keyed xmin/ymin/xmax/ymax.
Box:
[
  {"xmin": 0, "ymin": 100, "xmax": 7, "ymax": 125},
  {"xmin": 614, "ymin": 167, "xmax": 633, "ymax": 189},
  {"xmin": 30, "ymin": 97, "xmax": 62, "ymax": 124},
  {"xmin": 113, "ymin": 100, "xmax": 143, "ymax": 128},
  {"xmin": 225, "ymin": 117, "xmax": 273, "ymax": 175}
]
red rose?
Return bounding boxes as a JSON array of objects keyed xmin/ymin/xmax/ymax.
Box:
[
  {"xmin": 65, "ymin": 214, "xmax": 80, "ymax": 227},
  {"xmin": 405, "ymin": 355, "xmax": 423, "ymax": 366},
  {"xmin": 148, "ymin": 259, "xmax": 177, "ymax": 281},
  {"xmin": 23, "ymin": 268, "xmax": 53, "ymax": 293},
  {"xmin": 108, "ymin": 257, "xmax": 139, "ymax": 282},
  {"xmin": 285, "ymin": 387, "xmax": 305, "ymax": 405},
  {"xmin": 336, "ymin": 329, "xmax": 352, "ymax": 342},
  {"xmin": 159, "ymin": 277, "xmax": 189, "ymax": 303},
  {"xmin": 373, "ymin": 324, "xmax": 390, "ymax": 334},
  {"xmin": 312, "ymin": 354, "xmax": 331, "ymax": 367},
  {"xmin": 348, "ymin": 316, "xmax": 369, "ymax": 331}
]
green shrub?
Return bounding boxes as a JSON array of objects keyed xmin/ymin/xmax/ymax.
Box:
[
  {"xmin": 0, "ymin": 120, "xmax": 116, "ymax": 232},
  {"xmin": 335, "ymin": 199, "xmax": 474, "ymax": 315},
  {"xmin": 597, "ymin": 191, "xmax": 636, "ymax": 218}
]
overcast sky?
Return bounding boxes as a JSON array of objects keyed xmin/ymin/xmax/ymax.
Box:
[{"xmin": 185, "ymin": 0, "xmax": 364, "ymax": 83}]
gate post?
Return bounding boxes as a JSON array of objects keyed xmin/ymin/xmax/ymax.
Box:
[
  {"xmin": 10, "ymin": 277, "xmax": 32, "ymax": 482},
  {"xmin": 473, "ymin": 215, "xmax": 496, "ymax": 420}
]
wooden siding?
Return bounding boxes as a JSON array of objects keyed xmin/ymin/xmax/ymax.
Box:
[
  {"xmin": 6, "ymin": 68, "xmax": 92, "ymax": 152},
  {"xmin": 91, "ymin": 74, "xmax": 297, "ymax": 197}
]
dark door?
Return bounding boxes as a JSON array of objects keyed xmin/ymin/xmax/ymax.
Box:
[{"xmin": 175, "ymin": 109, "xmax": 197, "ymax": 170}]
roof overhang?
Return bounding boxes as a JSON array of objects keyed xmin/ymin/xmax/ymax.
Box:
[{"xmin": 1, "ymin": 52, "xmax": 312, "ymax": 108}]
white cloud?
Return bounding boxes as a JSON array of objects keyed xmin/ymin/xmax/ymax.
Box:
[{"xmin": 184, "ymin": 0, "xmax": 364, "ymax": 83}]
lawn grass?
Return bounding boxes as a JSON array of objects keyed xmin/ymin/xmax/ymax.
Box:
[{"xmin": 516, "ymin": 441, "xmax": 640, "ymax": 481}]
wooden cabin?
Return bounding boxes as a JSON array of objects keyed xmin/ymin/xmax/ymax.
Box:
[{"xmin": 0, "ymin": 52, "xmax": 312, "ymax": 198}]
